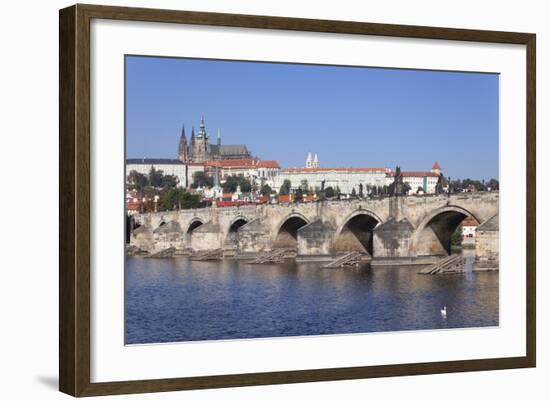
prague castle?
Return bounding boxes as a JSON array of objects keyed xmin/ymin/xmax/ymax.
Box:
[
  {"xmin": 178, "ymin": 117, "xmax": 251, "ymax": 163},
  {"xmin": 127, "ymin": 117, "xmax": 255, "ymax": 188}
]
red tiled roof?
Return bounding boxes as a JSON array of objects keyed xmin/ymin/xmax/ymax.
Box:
[
  {"xmin": 127, "ymin": 203, "xmax": 140, "ymax": 211},
  {"xmin": 206, "ymin": 159, "xmax": 280, "ymax": 169},
  {"xmin": 256, "ymin": 160, "xmax": 280, "ymax": 168},
  {"xmin": 283, "ymin": 167, "xmax": 387, "ymax": 173},
  {"xmin": 402, "ymin": 172, "xmax": 440, "ymax": 177},
  {"xmin": 278, "ymin": 194, "xmax": 293, "ymax": 203},
  {"xmin": 432, "ymin": 161, "xmax": 442, "ymax": 170},
  {"xmin": 462, "ymin": 217, "xmax": 479, "ymax": 226},
  {"xmin": 387, "ymin": 171, "xmax": 440, "ymax": 177}
]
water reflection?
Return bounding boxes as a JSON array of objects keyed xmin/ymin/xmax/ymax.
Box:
[{"xmin": 125, "ymin": 254, "xmax": 498, "ymax": 344}]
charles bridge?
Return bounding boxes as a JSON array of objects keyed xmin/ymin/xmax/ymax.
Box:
[{"xmin": 130, "ymin": 192, "xmax": 499, "ymax": 261}]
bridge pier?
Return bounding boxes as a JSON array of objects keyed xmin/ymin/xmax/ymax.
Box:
[
  {"xmin": 296, "ymin": 220, "xmax": 335, "ymax": 256},
  {"xmin": 189, "ymin": 222, "xmax": 221, "ymax": 251},
  {"xmin": 237, "ymin": 219, "xmax": 273, "ymax": 253},
  {"xmin": 131, "ymin": 225, "xmax": 155, "ymax": 252},
  {"xmin": 372, "ymin": 218, "xmax": 415, "ymax": 258},
  {"xmin": 152, "ymin": 221, "xmax": 184, "ymax": 251}
]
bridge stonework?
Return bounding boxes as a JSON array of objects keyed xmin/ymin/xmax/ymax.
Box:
[{"xmin": 130, "ymin": 192, "xmax": 498, "ymax": 259}]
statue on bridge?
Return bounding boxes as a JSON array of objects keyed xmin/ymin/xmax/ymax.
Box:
[
  {"xmin": 435, "ymin": 173, "xmax": 445, "ymax": 195},
  {"xmin": 389, "ymin": 166, "xmax": 409, "ymax": 196},
  {"xmin": 319, "ymin": 179, "xmax": 326, "ymax": 201}
]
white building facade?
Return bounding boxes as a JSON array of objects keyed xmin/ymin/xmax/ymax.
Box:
[
  {"xmin": 385, "ymin": 172, "xmax": 440, "ymax": 194},
  {"xmin": 126, "ymin": 158, "xmax": 205, "ymax": 188},
  {"xmin": 273, "ymin": 167, "xmax": 389, "ymax": 195},
  {"xmin": 274, "ymin": 154, "xmax": 443, "ymax": 195},
  {"xmin": 206, "ymin": 159, "xmax": 280, "ymax": 188},
  {"xmin": 385, "ymin": 162, "xmax": 442, "ymax": 194}
]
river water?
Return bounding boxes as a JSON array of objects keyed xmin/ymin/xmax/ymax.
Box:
[{"xmin": 125, "ymin": 253, "xmax": 498, "ymax": 344}]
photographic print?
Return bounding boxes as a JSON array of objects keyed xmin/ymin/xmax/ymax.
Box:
[{"xmin": 124, "ymin": 56, "xmax": 500, "ymax": 345}]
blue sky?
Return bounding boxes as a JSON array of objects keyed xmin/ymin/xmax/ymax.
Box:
[{"xmin": 126, "ymin": 56, "xmax": 499, "ymax": 180}]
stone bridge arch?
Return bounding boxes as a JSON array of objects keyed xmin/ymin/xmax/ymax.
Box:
[
  {"xmin": 186, "ymin": 217, "xmax": 205, "ymax": 234},
  {"xmin": 273, "ymin": 212, "xmax": 310, "ymax": 249},
  {"xmin": 224, "ymin": 216, "xmax": 250, "ymax": 246},
  {"xmin": 409, "ymin": 205, "xmax": 481, "ymax": 257},
  {"xmin": 333, "ymin": 209, "xmax": 384, "ymax": 255}
]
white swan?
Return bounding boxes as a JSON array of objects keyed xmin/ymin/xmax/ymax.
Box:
[{"xmin": 441, "ymin": 306, "xmax": 447, "ymax": 317}]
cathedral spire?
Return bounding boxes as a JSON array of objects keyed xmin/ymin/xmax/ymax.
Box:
[
  {"xmin": 191, "ymin": 126, "xmax": 195, "ymax": 142},
  {"xmin": 198, "ymin": 116, "xmax": 207, "ymax": 138},
  {"xmin": 178, "ymin": 123, "xmax": 188, "ymax": 162}
]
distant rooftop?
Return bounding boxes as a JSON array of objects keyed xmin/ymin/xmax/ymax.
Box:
[
  {"xmin": 283, "ymin": 167, "xmax": 388, "ymax": 173},
  {"xmin": 386, "ymin": 171, "xmax": 440, "ymax": 177},
  {"xmin": 462, "ymin": 216, "xmax": 479, "ymax": 227},
  {"xmin": 127, "ymin": 158, "xmax": 183, "ymax": 165},
  {"xmin": 209, "ymin": 144, "xmax": 250, "ymax": 157},
  {"xmin": 206, "ymin": 159, "xmax": 280, "ymax": 169}
]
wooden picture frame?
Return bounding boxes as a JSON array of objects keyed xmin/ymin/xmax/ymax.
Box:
[{"xmin": 59, "ymin": 3, "xmax": 536, "ymax": 397}]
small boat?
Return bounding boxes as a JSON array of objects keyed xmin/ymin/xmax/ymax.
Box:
[{"xmin": 441, "ymin": 306, "xmax": 447, "ymax": 317}]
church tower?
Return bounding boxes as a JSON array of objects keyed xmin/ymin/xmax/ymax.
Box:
[
  {"xmin": 178, "ymin": 124, "xmax": 188, "ymax": 162},
  {"xmin": 313, "ymin": 153, "xmax": 319, "ymax": 168},
  {"xmin": 192, "ymin": 117, "xmax": 210, "ymax": 163},
  {"xmin": 306, "ymin": 152, "xmax": 313, "ymax": 168},
  {"xmin": 431, "ymin": 162, "xmax": 442, "ymax": 175}
]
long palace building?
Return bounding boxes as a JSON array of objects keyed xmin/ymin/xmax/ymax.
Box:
[{"xmin": 272, "ymin": 154, "xmax": 442, "ymax": 194}]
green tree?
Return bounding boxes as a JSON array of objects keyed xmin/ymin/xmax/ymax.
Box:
[
  {"xmin": 160, "ymin": 188, "xmax": 203, "ymax": 211},
  {"xmin": 451, "ymin": 224, "xmax": 463, "ymax": 247},
  {"xmin": 351, "ymin": 188, "xmax": 357, "ymax": 197},
  {"xmin": 325, "ymin": 186, "xmax": 335, "ymax": 198},
  {"xmin": 127, "ymin": 170, "xmax": 148, "ymax": 191},
  {"xmin": 148, "ymin": 166, "xmax": 164, "ymax": 188},
  {"xmin": 260, "ymin": 184, "xmax": 273, "ymax": 196},
  {"xmin": 191, "ymin": 171, "xmax": 213, "ymax": 188},
  {"xmin": 487, "ymin": 178, "xmax": 499, "ymax": 190},
  {"xmin": 279, "ymin": 179, "xmax": 292, "ymax": 195},
  {"xmin": 161, "ymin": 174, "xmax": 179, "ymax": 189},
  {"xmin": 223, "ymin": 175, "xmax": 252, "ymax": 193},
  {"xmin": 300, "ymin": 179, "xmax": 309, "ymax": 192}
]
